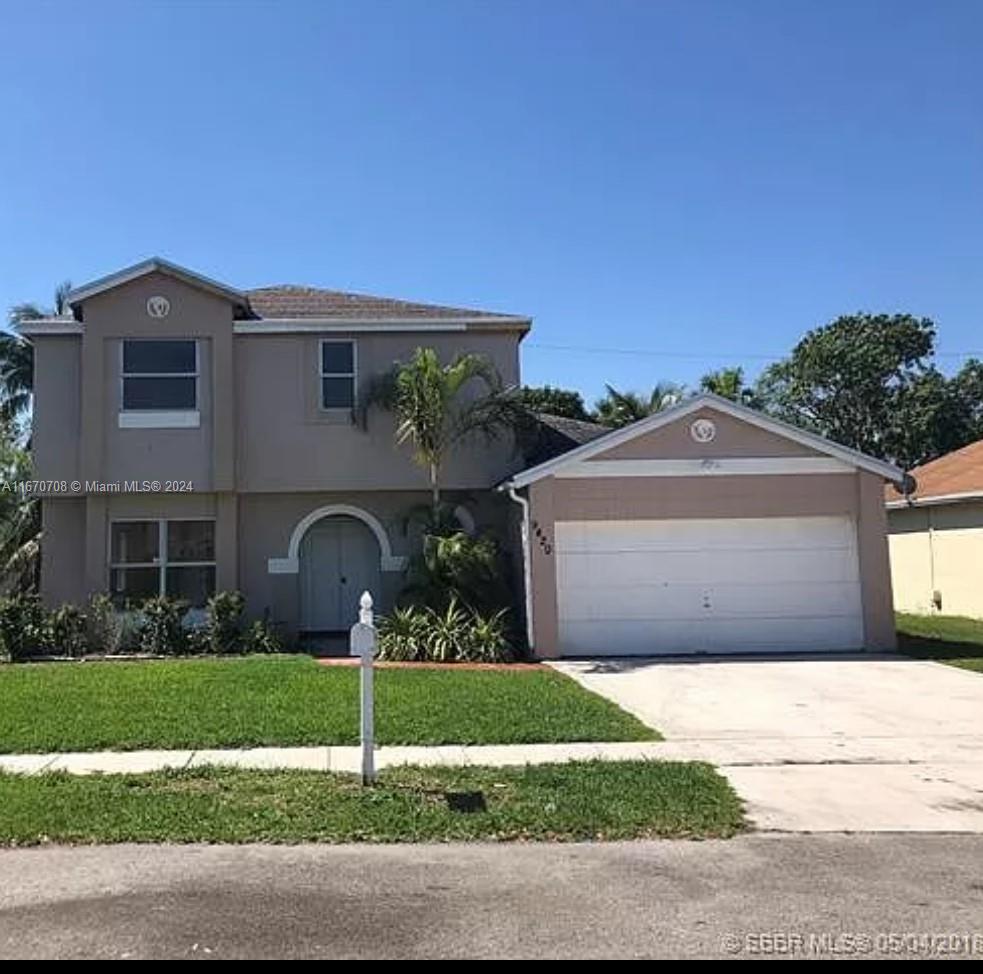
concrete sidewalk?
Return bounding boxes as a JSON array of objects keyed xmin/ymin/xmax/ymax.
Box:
[{"xmin": 0, "ymin": 741, "xmax": 672, "ymax": 776}]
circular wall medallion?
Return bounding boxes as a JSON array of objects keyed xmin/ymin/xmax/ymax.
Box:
[
  {"xmin": 690, "ymin": 417, "xmax": 717, "ymax": 444},
  {"xmin": 146, "ymin": 295, "xmax": 171, "ymax": 319}
]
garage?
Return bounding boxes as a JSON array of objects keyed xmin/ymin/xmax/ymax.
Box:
[
  {"xmin": 505, "ymin": 393, "xmax": 905, "ymax": 658},
  {"xmin": 555, "ymin": 515, "xmax": 864, "ymax": 655}
]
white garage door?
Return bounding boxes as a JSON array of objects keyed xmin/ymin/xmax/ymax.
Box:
[{"xmin": 555, "ymin": 516, "xmax": 864, "ymax": 656}]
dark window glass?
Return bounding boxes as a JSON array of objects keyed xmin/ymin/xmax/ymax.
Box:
[
  {"xmin": 321, "ymin": 342, "xmax": 354, "ymax": 374},
  {"xmin": 167, "ymin": 521, "xmax": 215, "ymax": 562},
  {"xmin": 122, "ymin": 376, "xmax": 197, "ymax": 410},
  {"xmin": 166, "ymin": 566, "xmax": 216, "ymax": 608},
  {"xmin": 110, "ymin": 567, "xmax": 160, "ymax": 605},
  {"xmin": 322, "ymin": 376, "xmax": 355, "ymax": 409},
  {"xmin": 111, "ymin": 522, "xmax": 159, "ymax": 564},
  {"xmin": 123, "ymin": 340, "xmax": 197, "ymax": 375}
]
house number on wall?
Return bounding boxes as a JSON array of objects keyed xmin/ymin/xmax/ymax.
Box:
[
  {"xmin": 690, "ymin": 418, "xmax": 717, "ymax": 443},
  {"xmin": 146, "ymin": 296, "xmax": 171, "ymax": 319}
]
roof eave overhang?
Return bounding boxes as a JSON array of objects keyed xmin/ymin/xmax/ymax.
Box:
[
  {"xmin": 886, "ymin": 490, "xmax": 983, "ymax": 509},
  {"xmin": 67, "ymin": 258, "xmax": 249, "ymax": 315},
  {"xmin": 504, "ymin": 392, "xmax": 906, "ymax": 489}
]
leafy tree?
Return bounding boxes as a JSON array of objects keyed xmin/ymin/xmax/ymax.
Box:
[
  {"xmin": 700, "ymin": 366, "xmax": 758, "ymax": 406},
  {"xmin": 951, "ymin": 358, "xmax": 983, "ymax": 442},
  {"xmin": 0, "ymin": 420, "xmax": 40, "ymax": 594},
  {"xmin": 753, "ymin": 313, "xmax": 968, "ymax": 468},
  {"xmin": 516, "ymin": 384, "xmax": 591, "ymax": 421},
  {"xmin": 3, "ymin": 280, "xmax": 71, "ymax": 424},
  {"xmin": 372, "ymin": 347, "xmax": 526, "ymax": 511},
  {"xmin": 593, "ymin": 382, "xmax": 685, "ymax": 428}
]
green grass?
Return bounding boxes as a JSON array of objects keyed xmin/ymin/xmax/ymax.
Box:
[
  {"xmin": 0, "ymin": 656, "xmax": 659, "ymax": 753},
  {"xmin": 896, "ymin": 613, "xmax": 983, "ymax": 674},
  {"xmin": 0, "ymin": 761, "xmax": 743, "ymax": 845}
]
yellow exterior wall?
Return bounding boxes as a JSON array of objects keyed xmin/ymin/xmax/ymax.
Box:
[{"xmin": 887, "ymin": 502, "xmax": 983, "ymax": 619}]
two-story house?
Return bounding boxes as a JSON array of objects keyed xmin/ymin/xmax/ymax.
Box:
[
  {"xmin": 25, "ymin": 256, "xmax": 906, "ymax": 658},
  {"xmin": 23, "ymin": 258, "xmax": 529, "ymax": 637}
]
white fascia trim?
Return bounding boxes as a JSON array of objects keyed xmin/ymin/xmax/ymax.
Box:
[
  {"xmin": 558, "ymin": 457, "xmax": 855, "ymax": 478},
  {"xmin": 68, "ymin": 257, "xmax": 247, "ymax": 309},
  {"xmin": 886, "ymin": 490, "xmax": 983, "ymax": 510},
  {"xmin": 15, "ymin": 318, "xmax": 82, "ymax": 336},
  {"xmin": 233, "ymin": 316, "xmax": 530, "ymax": 334},
  {"xmin": 118, "ymin": 410, "xmax": 201, "ymax": 429},
  {"xmin": 507, "ymin": 393, "xmax": 906, "ymax": 488}
]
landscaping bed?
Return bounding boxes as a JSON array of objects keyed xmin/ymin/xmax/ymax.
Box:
[
  {"xmin": 896, "ymin": 613, "xmax": 983, "ymax": 674},
  {"xmin": 0, "ymin": 760, "xmax": 743, "ymax": 845},
  {"xmin": 0, "ymin": 655, "xmax": 659, "ymax": 753}
]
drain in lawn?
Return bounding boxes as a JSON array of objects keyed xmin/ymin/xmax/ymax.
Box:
[{"xmin": 444, "ymin": 791, "xmax": 487, "ymax": 814}]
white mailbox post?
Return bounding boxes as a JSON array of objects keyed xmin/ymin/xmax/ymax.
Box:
[{"xmin": 349, "ymin": 591, "xmax": 378, "ymax": 785}]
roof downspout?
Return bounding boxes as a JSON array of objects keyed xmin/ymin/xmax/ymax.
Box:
[{"xmin": 505, "ymin": 484, "xmax": 535, "ymax": 654}]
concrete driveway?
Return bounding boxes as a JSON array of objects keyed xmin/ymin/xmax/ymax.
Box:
[{"xmin": 550, "ymin": 656, "xmax": 983, "ymax": 833}]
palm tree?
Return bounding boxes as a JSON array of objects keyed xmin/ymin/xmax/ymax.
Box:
[
  {"xmin": 3, "ymin": 280, "xmax": 72, "ymax": 422},
  {"xmin": 372, "ymin": 347, "xmax": 526, "ymax": 512},
  {"xmin": 593, "ymin": 382, "xmax": 685, "ymax": 428},
  {"xmin": 700, "ymin": 366, "xmax": 758, "ymax": 407},
  {"xmin": 0, "ymin": 420, "xmax": 41, "ymax": 593}
]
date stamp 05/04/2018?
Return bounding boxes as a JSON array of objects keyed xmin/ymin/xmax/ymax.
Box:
[
  {"xmin": 1, "ymin": 480, "xmax": 195, "ymax": 495},
  {"xmin": 721, "ymin": 931, "xmax": 983, "ymax": 957}
]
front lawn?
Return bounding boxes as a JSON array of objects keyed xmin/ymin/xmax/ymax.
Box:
[
  {"xmin": 896, "ymin": 613, "xmax": 983, "ymax": 674},
  {"xmin": 0, "ymin": 761, "xmax": 742, "ymax": 845},
  {"xmin": 0, "ymin": 656, "xmax": 658, "ymax": 753}
]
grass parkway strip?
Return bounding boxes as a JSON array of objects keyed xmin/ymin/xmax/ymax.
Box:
[{"xmin": 0, "ymin": 761, "xmax": 744, "ymax": 845}]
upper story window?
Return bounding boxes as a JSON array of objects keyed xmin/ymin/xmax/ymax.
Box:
[
  {"xmin": 320, "ymin": 340, "xmax": 356, "ymax": 410},
  {"xmin": 119, "ymin": 339, "xmax": 200, "ymax": 428}
]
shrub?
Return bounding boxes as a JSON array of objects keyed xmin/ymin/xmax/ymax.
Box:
[
  {"xmin": 243, "ymin": 617, "xmax": 283, "ymax": 655},
  {"xmin": 0, "ymin": 594, "xmax": 47, "ymax": 661},
  {"xmin": 200, "ymin": 591, "xmax": 246, "ymax": 655},
  {"xmin": 377, "ymin": 600, "xmax": 515, "ymax": 663},
  {"xmin": 138, "ymin": 596, "xmax": 189, "ymax": 656},
  {"xmin": 401, "ymin": 530, "xmax": 511, "ymax": 615},
  {"xmin": 87, "ymin": 593, "xmax": 126, "ymax": 655},
  {"xmin": 49, "ymin": 604, "xmax": 88, "ymax": 659}
]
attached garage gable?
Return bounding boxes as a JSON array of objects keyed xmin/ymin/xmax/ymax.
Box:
[{"xmin": 507, "ymin": 393, "xmax": 904, "ymax": 658}]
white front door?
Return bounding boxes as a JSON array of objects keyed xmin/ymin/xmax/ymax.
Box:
[
  {"xmin": 300, "ymin": 516, "xmax": 382, "ymax": 631},
  {"xmin": 555, "ymin": 516, "xmax": 865, "ymax": 656}
]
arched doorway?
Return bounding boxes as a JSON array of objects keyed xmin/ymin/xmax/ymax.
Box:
[{"xmin": 299, "ymin": 516, "xmax": 382, "ymax": 632}]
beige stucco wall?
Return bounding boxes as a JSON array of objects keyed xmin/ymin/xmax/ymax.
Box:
[
  {"xmin": 234, "ymin": 330, "xmax": 523, "ymax": 491},
  {"xmin": 31, "ymin": 269, "xmax": 525, "ymax": 617},
  {"xmin": 593, "ymin": 408, "xmax": 823, "ymax": 461},
  {"xmin": 888, "ymin": 502, "xmax": 983, "ymax": 618},
  {"xmin": 40, "ymin": 498, "xmax": 86, "ymax": 607},
  {"xmin": 526, "ymin": 409, "xmax": 897, "ymax": 657}
]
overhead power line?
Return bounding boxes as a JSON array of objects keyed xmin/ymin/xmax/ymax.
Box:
[{"xmin": 526, "ymin": 342, "xmax": 983, "ymax": 361}]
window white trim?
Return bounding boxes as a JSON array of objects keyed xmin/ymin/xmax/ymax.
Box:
[
  {"xmin": 108, "ymin": 518, "xmax": 216, "ymax": 602},
  {"xmin": 119, "ymin": 338, "xmax": 200, "ymax": 415},
  {"xmin": 318, "ymin": 339, "xmax": 357, "ymax": 411},
  {"xmin": 118, "ymin": 410, "xmax": 201, "ymax": 429}
]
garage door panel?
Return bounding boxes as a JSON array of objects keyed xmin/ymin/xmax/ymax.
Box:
[
  {"xmin": 559, "ymin": 548, "xmax": 858, "ymax": 587},
  {"xmin": 557, "ymin": 515, "xmax": 856, "ymax": 553},
  {"xmin": 555, "ymin": 516, "xmax": 865, "ymax": 656},
  {"xmin": 558, "ymin": 580, "xmax": 862, "ymax": 622}
]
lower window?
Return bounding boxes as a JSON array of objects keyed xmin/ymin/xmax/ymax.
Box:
[{"xmin": 110, "ymin": 519, "xmax": 216, "ymax": 607}]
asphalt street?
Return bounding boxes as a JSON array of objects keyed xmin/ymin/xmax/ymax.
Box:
[{"xmin": 2, "ymin": 835, "xmax": 982, "ymax": 959}]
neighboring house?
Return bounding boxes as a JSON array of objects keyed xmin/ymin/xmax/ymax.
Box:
[
  {"xmin": 21, "ymin": 257, "xmax": 530, "ymax": 636},
  {"xmin": 501, "ymin": 393, "xmax": 905, "ymax": 657},
  {"xmin": 885, "ymin": 439, "xmax": 983, "ymax": 619}
]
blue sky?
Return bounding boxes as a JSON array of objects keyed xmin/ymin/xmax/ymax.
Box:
[{"xmin": 1, "ymin": 0, "xmax": 980, "ymax": 405}]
